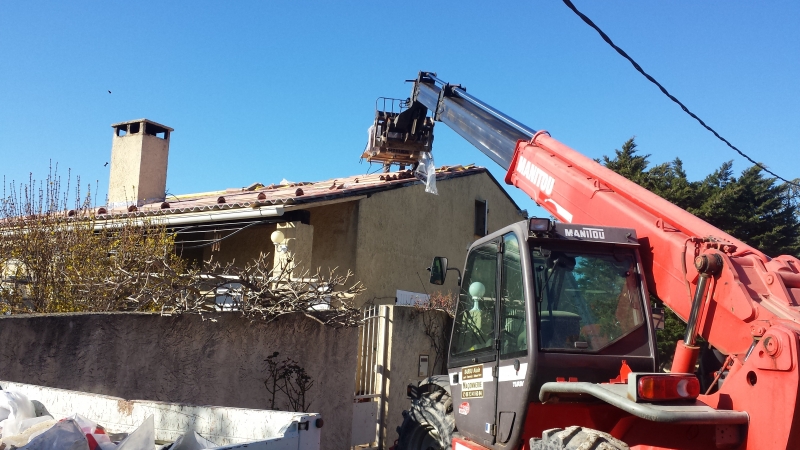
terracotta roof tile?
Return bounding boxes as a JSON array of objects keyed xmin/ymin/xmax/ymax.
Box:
[{"xmin": 99, "ymin": 164, "xmax": 485, "ymax": 219}]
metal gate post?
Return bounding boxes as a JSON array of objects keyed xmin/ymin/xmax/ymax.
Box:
[
  {"xmin": 352, "ymin": 305, "xmax": 391, "ymax": 449},
  {"xmin": 376, "ymin": 305, "xmax": 390, "ymax": 449}
]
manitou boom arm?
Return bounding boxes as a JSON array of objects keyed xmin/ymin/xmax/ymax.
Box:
[
  {"xmin": 403, "ymin": 72, "xmax": 800, "ymax": 351},
  {"xmin": 390, "ymin": 72, "xmax": 800, "ymax": 448}
]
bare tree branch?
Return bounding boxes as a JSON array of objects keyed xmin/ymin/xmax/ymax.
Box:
[{"xmin": 0, "ymin": 170, "xmax": 365, "ymax": 328}]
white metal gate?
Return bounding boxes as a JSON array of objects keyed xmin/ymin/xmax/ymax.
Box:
[{"xmin": 351, "ymin": 305, "xmax": 389, "ymax": 449}]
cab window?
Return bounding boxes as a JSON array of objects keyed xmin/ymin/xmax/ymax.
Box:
[
  {"xmin": 533, "ymin": 248, "xmax": 645, "ymax": 352},
  {"xmin": 450, "ymin": 242, "xmax": 498, "ymax": 361},
  {"xmin": 500, "ymin": 233, "xmax": 526, "ymax": 358}
]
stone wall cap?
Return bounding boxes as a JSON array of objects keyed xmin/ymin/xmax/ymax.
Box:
[{"xmin": 110, "ymin": 119, "xmax": 174, "ymax": 132}]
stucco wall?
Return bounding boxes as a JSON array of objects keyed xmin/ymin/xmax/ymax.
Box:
[
  {"xmin": 0, "ymin": 312, "xmax": 357, "ymax": 450},
  {"xmin": 309, "ymin": 201, "xmax": 359, "ymax": 274},
  {"xmin": 382, "ymin": 306, "xmax": 451, "ymax": 446},
  {"xmin": 136, "ymin": 134, "xmax": 170, "ymax": 204},
  {"xmin": 201, "ymin": 223, "xmax": 277, "ymax": 267},
  {"xmin": 180, "ymin": 171, "xmax": 520, "ymax": 311},
  {"xmin": 108, "ymin": 132, "xmax": 169, "ymax": 207},
  {"xmin": 355, "ymin": 172, "xmax": 523, "ymax": 305},
  {"xmin": 196, "ymin": 201, "xmax": 359, "ymax": 278}
]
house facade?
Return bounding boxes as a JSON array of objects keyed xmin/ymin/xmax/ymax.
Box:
[{"xmin": 104, "ymin": 119, "xmax": 526, "ymax": 307}]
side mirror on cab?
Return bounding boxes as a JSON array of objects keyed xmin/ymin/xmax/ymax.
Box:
[{"xmin": 429, "ymin": 257, "xmax": 448, "ymax": 285}]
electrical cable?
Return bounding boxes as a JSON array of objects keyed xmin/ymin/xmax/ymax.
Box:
[
  {"xmin": 561, "ymin": 0, "xmax": 799, "ymax": 187},
  {"xmin": 176, "ymin": 219, "xmax": 271, "ymax": 249},
  {"xmin": 170, "ymin": 219, "xmax": 272, "ymax": 234},
  {"xmin": 416, "ymin": 271, "xmax": 429, "ymax": 296}
]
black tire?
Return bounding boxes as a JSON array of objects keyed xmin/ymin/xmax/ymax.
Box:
[
  {"xmin": 396, "ymin": 389, "xmax": 455, "ymax": 450},
  {"xmin": 530, "ymin": 426, "xmax": 629, "ymax": 450}
]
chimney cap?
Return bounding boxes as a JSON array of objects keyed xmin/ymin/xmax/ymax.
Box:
[{"xmin": 110, "ymin": 118, "xmax": 174, "ymax": 132}]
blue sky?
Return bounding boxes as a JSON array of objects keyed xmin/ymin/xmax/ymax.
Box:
[{"xmin": 1, "ymin": 1, "xmax": 798, "ymax": 216}]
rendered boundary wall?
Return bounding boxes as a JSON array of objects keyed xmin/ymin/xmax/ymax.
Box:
[
  {"xmin": 0, "ymin": 312, "xmax": 357, "ymax": 450},
  {"xmin": 383, "ymin": 306, "xmax": 452, "ymax": 446}
]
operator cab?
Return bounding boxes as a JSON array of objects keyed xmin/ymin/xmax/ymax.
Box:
[{"xmin": 430, "ymin": 218, "xmax": 657, "ymax": 449}]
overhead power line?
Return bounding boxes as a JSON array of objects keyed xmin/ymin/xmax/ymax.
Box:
[{"xmin": 561, "ymin": 0, "xmax": 799, "ymax": 187}]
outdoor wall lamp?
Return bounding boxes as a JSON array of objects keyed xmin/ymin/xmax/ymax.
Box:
[{"xmin": 270, "ymin": 230, "xmax": 289, "ymax": 253}]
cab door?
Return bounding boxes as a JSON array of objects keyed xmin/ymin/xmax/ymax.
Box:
[
  {"xmin": 495, "ymin": 232, "xmax": 531, "ymax": 447},
  {"xmin": 449, "ymin": 240, "xmax": 501, "ymax": 448}
]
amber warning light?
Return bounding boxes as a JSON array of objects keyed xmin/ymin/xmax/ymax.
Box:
[{"xmin": 631, "ymin": 374, "xmax": 700, "ymax": 402}]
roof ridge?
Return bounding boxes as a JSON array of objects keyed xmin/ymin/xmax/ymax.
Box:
[{"xmin": 98, "ymin": 164, "xmax": 486, "ymax": 217}]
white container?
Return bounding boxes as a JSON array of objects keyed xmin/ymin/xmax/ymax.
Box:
[{"xmin": 0, "ymin": 381, "xmax": 321, "ymax": 450}]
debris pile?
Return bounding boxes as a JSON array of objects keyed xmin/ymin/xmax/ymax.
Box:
[{"xmin": 0, "ymin": 391, "xmax": 216, "ymax": 450}]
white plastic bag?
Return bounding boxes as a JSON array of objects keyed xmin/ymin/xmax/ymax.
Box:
[
  {"xmin": 21, "ymin": 419, "xmax": 89, "ymax": 450},
  {"xmin": 68, "ymin": 414, "xmax": 98, "ymax": 434},
  {"xmin": 366, "ymin": 124, "xmax": 377, "ymax": 154},
  {"xmin": 0, "ymin": 391, "xmax": 37, "ymax": 436},
  {"xmin": 1, "ymin": 417, "xmax": 57, "ymax": 447},
  {"xmin": 116, "ymin": 414, "xmax": 154, "ymax": 450},
  {"xmin": 171, "ymin": 430, "xmax": 217, "ymax": 450},
  {"xmin": 414, "ymin": 151, "xmax": 438, "ymax": 195}
]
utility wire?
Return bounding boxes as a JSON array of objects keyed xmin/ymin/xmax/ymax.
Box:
[
  {"xmin": 176, "ymin": 219, "xmax": 270, "ymax": 249},
  {"xmin": 562, "ymin": 0, "xmax": 799, "ymax": 187}
]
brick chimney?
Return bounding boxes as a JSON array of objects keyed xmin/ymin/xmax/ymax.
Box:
[{"xmin": 108, "ymin": 119, "xmax": 173, "ymax": 209}]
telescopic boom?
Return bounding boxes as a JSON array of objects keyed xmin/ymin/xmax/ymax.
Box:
[{"xmin": 382, "ymin": 71, "xmax": 800, "ymax": 448}]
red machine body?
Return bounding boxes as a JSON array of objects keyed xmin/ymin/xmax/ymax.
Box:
[
  {"xmin": 506, "ymin": 131, "xmax": 800, "ymax": 449},
  {"xmin": 388, "ymin": 72, "xmax": 800, "ymax": 450}
]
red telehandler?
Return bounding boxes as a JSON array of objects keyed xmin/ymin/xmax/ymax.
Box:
[{"xmin": 374, "ymin": 72, "xmax": 800, "ymax": 450}]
